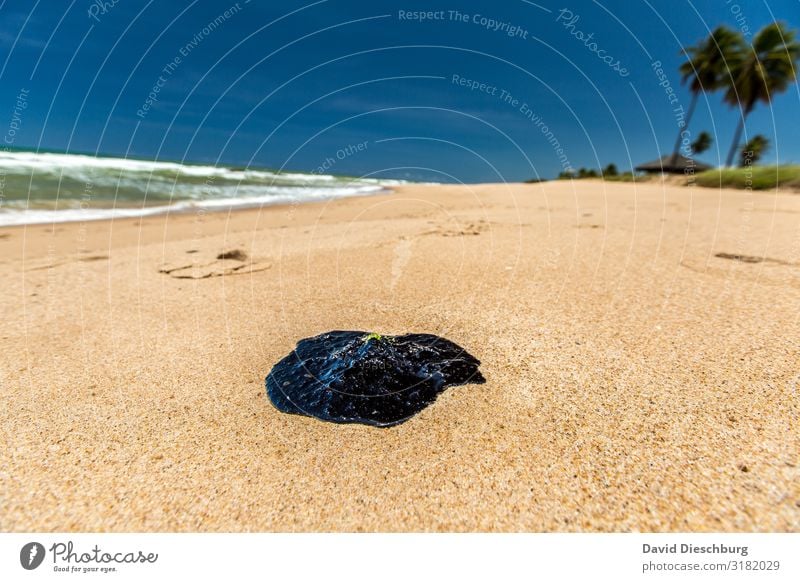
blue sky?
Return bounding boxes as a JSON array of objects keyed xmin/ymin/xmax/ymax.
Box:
[{"xmin": 0, "ymin": 0, "xmax": 798, "ymax": 182}]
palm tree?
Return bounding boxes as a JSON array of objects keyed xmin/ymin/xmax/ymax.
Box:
[
  {"xmin": 724, "ymin": 22, "xmax": 800, "ymax": 167},
  {"xmin": 673, "ymin": 27, "xmax": 744, "ymax": 165},
  {"xmin": 739, "ymin": 135, "xmax": 769, "ymax": 166},
  {"xmin": 691, "ymin": 131, "xmax": 713, "ymax": 155}
]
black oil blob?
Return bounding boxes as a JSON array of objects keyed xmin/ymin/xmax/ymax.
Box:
[{"xmin": 265, "ymin": 331, "xmax": 485, "ymax": 427}]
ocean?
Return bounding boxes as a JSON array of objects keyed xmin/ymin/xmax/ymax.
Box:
[{"xmin": 0, "ymin": 150, "xmax": 403, "ymax": 227}]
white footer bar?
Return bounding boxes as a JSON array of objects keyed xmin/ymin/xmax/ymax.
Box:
[{"xmin": 1, "ymin": 533, "xmax": 797, "ymax": 581}]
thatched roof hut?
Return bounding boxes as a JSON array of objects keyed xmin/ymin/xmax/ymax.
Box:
[{"xmin": 635, "ymin": 154, "xmax": 713, "ymax": 174}]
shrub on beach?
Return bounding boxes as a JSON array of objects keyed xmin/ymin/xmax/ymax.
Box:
[
  {"xmin": 602, "ymin": 163, "xmax": 619, "ymax": 177},
  {"xmin": 603, "ymin": 172, "xmax": 639, "ymax": 182},
  {"xmin": 695, "ymin": 165, "xmax": 800, "ymax": 190}
]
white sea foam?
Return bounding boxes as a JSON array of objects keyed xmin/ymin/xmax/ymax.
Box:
[
  {"xmin": 0, "ymin": 151, "xmax": 407, "ymax": 184},
  {"xmin": 0, "ymin": 185, "xmax": 387, "ymax": 226},
  {"xmin": 0, "ymin": 150, "xmax": 251, "ymax": 178},
  {"xmin": 0, "ymin": 150, "xmax": 406, "ymax": 226}
]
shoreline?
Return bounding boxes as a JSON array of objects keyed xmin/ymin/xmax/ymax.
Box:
[
  {"xmin": 0, "ymin": 186, "xmax": 397, "ymax": 230},
  {"xmin": 5, "ymin": 172, "xmax": 798, "ymax": 231}
]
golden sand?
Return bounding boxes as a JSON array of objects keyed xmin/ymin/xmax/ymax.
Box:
[{"xmin": 1, "ymin": 180, "xmax": 798, "ymax": 531}]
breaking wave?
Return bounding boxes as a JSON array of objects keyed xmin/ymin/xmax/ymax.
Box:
[{"xmin": 0, "ymin": 150, "xmax": 403, "ymax": 226}]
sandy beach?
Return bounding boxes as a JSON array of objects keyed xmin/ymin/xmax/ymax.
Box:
[{"xmin": 1, "ymin": 180, "xmax": 798, "ymax": 532}]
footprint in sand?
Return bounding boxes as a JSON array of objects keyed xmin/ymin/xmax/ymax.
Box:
[
  {"xmin": 424, "ymin": 219, "xmax": 488, "ymax": 237},
  {"xmin": 680, "ymin": 251, "xmax": 799, "ymax": 288},
  {"xmin": 159, "ymin": 249, "xmax": 271, "ymax": 279},
  {"xmin": 713, "ymin": 252, "xmax": 793, "ymax": 266},
  {"xmin": 24, "ymin": 255, "xmax": 108, "ymax": 271}
]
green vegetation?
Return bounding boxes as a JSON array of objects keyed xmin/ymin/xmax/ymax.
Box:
[
  {"xmin": 695, "ymin": 165, "xmax": 800, "ymax": 190},
  {"xmin": 675, "ymin": 27, "xmax": 744, "ymax": 161},
  {"xmin": 603, "ymin": 163, "xmax": 618, "ymax": 177},
  {"xmin": 557, "ymin": 167, "xmax": 606, "ymax": 179},
  {"xmin": 555, "ymin": 167, "xmax": 643, "ymax": 182},
  {"xmin": 550, "ymin": 164, "xmax": 800, "ymax": 191},
  {"xmin": 672, "ymin": 22, "xmax": 800, "ymax": 167},
  {"xmin": 691, "ymin": 131, "xmax": 713, "ymax": 155},
  {"xmin": 362, "ymin": 332, "xmax": 398, "ymax": 343},
  {"xmin": 723, "ymin": 22, "xmax": 800, "ymax": 166},
  {"xmin": 556, "ymin": 22, "xmax": 799, "ymax": 185},
  {"xmin": 603, "ymin": 172, "xmax": 640, "ymax": 182},
  {"xmin": 739, "ymin": 135, "xmax": 769, "ymax": 166}
]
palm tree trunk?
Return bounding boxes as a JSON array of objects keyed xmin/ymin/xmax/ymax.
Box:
[
  {"xmin": 725, "ymin": 111, "xmax": 747, "ymax": 167},
  {"xmin": 670, "ymin": 91, "xmax": 699, "ymax": 166}
]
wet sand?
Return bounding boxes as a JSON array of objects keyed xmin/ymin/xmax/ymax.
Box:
[{"xmin": 1, "ymin": 180, "xmax": 798, "ymax": 531}]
